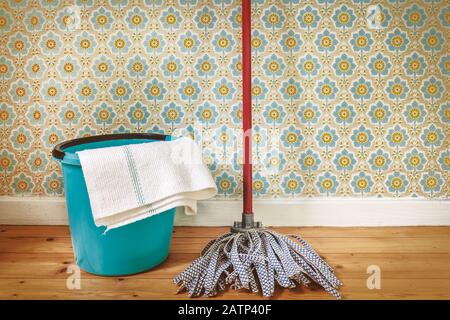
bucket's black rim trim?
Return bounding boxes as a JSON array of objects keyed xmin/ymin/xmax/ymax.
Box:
[{"xmin": 52, "ymin": 133, "xmax": 168, "ymax": 160}]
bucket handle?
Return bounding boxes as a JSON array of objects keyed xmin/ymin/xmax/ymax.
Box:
[{"xmin": 52, "ymin": 133, "xmax": 169, "ymax": 160}]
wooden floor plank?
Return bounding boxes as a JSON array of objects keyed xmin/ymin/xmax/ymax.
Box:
[
  {"xmin": 2, "ymin": 225, "xmax": 450, "ymax": 238},
  {"xmin": 1, "ymin": 236, "xmax": 449, "ymax": 254},
  {"xmin": 1, "ymin": 278, "xmax": 449, "ymax": 300},
  {"xmin": 1, "ymin": 226, "xmax": 450, "ymax": 300},
  {"xmin": 173, "ymin": 226, "xmax": 450, "ymax": 239},
  {"xmin": 1, "ymin": 253, "xmax": 450, "ymax": 280}
]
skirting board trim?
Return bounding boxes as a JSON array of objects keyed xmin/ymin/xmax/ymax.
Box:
[{"xmin": 0, "ymin": 197, "xmax": 449, "ymax": 226}]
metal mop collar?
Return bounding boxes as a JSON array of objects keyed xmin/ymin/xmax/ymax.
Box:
[{"xmin": 173, "ymin": 0, "xmax": 342, "ymax": 299}]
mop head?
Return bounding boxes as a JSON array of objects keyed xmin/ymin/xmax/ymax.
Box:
[{"xmin": 173, "ymin": 228, "xmax": 342, "ymax": 299}]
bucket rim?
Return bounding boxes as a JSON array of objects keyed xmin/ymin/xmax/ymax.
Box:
[{"xmin": 52, "ymin": 133, "xmax": 169, "ymax": 161}]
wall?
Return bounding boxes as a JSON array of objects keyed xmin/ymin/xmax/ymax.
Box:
[{"xmin": 0, "ymin": 0, "xmax": 448, "ymax": 200}]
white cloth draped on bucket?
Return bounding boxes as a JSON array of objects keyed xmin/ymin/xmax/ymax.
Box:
[{"xmin": 77, "ymin": 137, "xmax": 217, "ymax": 231}]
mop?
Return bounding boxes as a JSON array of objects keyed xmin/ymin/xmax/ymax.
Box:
[{"xmin": 173, "ymin": 0, "xmax": 342, "ymax": 299}]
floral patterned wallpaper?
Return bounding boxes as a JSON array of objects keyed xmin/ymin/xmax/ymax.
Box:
[{"xmin": 0, "ymin": 0, "xmax": 448, "ymax": 199}]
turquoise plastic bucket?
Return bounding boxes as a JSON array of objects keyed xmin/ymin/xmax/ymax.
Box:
[{"xmin": 52, "ymin": 133, "xmax": 175, "ymax": 276}]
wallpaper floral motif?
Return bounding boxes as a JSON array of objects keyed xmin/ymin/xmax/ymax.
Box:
[{"xmin": 0, "ymin": 0, "xmax": 448, "ymax": 199}]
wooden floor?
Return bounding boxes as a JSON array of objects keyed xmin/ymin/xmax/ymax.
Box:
[{"xmin": 0, "ymin": 226, "xmax": 449, "ymax": 300}]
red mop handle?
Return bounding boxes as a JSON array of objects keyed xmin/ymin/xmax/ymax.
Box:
[{"xmin": 242, "ymin": 0, "xmax": 252, "ymax": 215}]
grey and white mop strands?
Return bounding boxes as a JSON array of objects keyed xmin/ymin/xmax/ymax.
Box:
[{"xmin": 173, "ymin": 228, "xmax": 342, "ymax": 299}]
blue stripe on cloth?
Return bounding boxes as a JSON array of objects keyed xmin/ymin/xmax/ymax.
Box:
[{"xmin": 123, "ymin": 145, "xmax": 145, "ymax": 206}]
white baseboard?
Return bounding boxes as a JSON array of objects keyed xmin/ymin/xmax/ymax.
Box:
[{"xmin": 0, "ymin": 197, "xmax": 449, "ymax": 226}]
